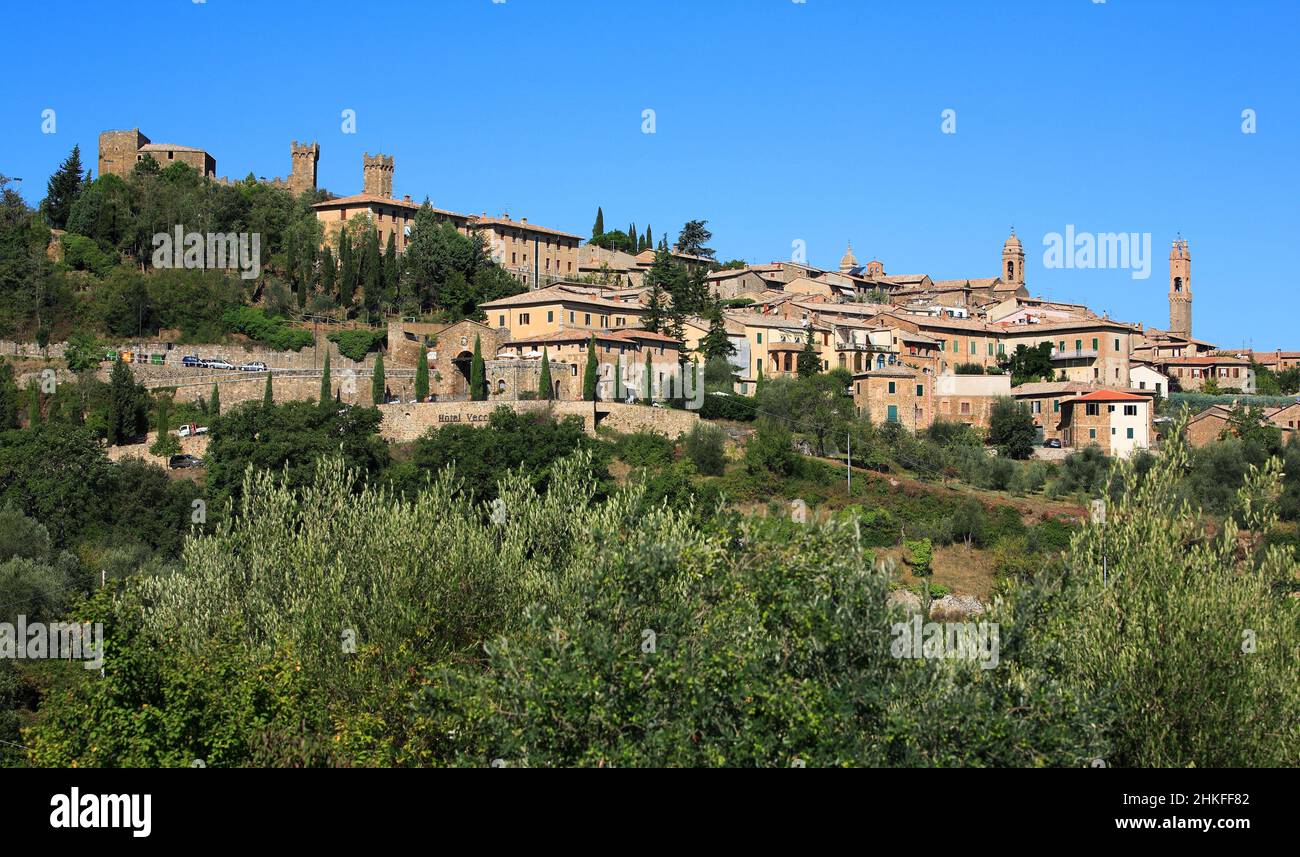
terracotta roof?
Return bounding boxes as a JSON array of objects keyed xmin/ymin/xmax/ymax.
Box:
[
  {"xmin": 472, "ymin": 216, "xmax": 581, "ymax": 240},
  {"xmin": 313, "ymin": 193, "xmax": 425, "ymax": 211},
  {"xmin": 479, "ymin": 284, "xmax": 649, "ymax": 311},
  {"xmin": 1159, "ymin": 355, "xmax": 1251, "ymax": 366},
  {"xmin": 139, "ymin": 143, "xmax": 209, "ymax": 155},
  {"xmin": 505, "ymin": 327, "xmax": 679, "ymax": 347},
  {"xmin": 1067, "ymin": 390, "xmax": 1150, "ymax": 404},
  {"xmin": 931, "ymin": 278, "xmax": 999, "ymax": 290}
]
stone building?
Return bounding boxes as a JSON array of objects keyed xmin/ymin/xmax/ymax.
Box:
[
  {"xmin": 1161, "ymin": 355, "xmax": 1256, "ymax": 394},
  {"xmin": 470, "ymin": 215, "xmax": 582, "ymax": 289},
  {"xmin": 1058, "ymin": 390, "xmax": 1153, "ymax": 459},
  {"xmin": 478, "ymin": 284, "xmax": 646, "ymax": 340},
  {"xmin": 98, "ymin": 129, "xmax": 216, "ymax": 179},
  {"xmin": 933, "ymin": 372, "xmax": 1012, "ymax": 431},
  {"xmin": 363, "ymin": 153, "xmax": 394, "ymax": 197},
  {"xmin": 853, "ymin": 367, "xmax": 932, "ymax": 431}
]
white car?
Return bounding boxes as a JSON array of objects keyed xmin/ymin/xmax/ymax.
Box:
[
  {"xmin": 207, "ymin": 359, "xmax": 235, "ymax": 371},
  {"xmin": 178, "ymin": 424, "xmax": 210, "ymax": 438},
  {"xmin": 239, "ymin": 361, "xmax": 268, "ymax": 372}
]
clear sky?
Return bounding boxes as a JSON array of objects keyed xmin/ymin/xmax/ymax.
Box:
[{"xmin": 3, "ymin": 0, "xmax": 1297, "ymax": 348}]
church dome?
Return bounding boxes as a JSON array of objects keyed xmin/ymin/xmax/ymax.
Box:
[
  {"xmin": 1003, "ymin": 230, "xmax": 1022, "ymax": 250},
  {"xmin": 839, "ymin": 241, "xmax": 858, "ymax": 272}
]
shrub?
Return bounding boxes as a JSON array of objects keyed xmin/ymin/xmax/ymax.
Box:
[
  {"xmin": 614, "ymin": 431, "xmax": 676, "ymax": 468},
  {"xmin": 682, "ymin": 423, "xmax": 727, "ymax": 476},
  {"xmin": 328, "ymin": 328, "xmax": 387, "ymax": 362},
  {"xmin": 698, "ymin": 392, "xmax": 757, "ymax": 422},
  {"xmin": 221, "ymin": 307, "xmax": 314, "ymax": 351}
]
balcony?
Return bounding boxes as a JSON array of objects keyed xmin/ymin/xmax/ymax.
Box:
[{"xmin": 1050, "ymin": 348, "xmax": 1098, "ymax": 362}]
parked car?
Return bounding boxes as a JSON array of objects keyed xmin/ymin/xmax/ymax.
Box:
[
  {"xmin": 178, "ymin": 423, "xmax": 210, "ymax": 438},
  {"xmin": 181, "ymin": 355, "xmax": 202, "ymax": 367},
  {"xmin": 238, "ymin": 361, "xmax": 268, "ymax": 372},
  {"xmin": 1043, "ymin": 438, "xmax": 1062, "ymax": 449},
  {"xmin": 207, "ymin": 359, "xmax": 235, "ymax": 370},
  {"xmin": 168, "ymin": 454, "xmax": 204, "ymax": 469}
]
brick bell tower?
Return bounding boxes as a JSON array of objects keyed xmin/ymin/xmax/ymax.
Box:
[{"xmin": 1169, "ymin": 237, "xmax": 1192, "ymax": 339}]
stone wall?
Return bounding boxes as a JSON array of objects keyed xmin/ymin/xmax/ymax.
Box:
[{"xmin": 377, "ymin": 400, "xmax": 699, "ymax": 443}]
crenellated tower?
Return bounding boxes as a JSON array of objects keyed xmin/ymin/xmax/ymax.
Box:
[
  {"xmin": 289, "ymin": 140, "xmax": 319, "ymax": 196},
  {"xmin": 362, "ymin": 152, "xmax": 394, "ymax": 198}
]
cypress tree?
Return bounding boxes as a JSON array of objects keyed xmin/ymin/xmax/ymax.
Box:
[
  {"xmin": 538, "ymin": 348, "xmax": 553, "ymax": 400},
  {"xmin": 26, "ymin": 378, "xmax": 40, "ymax": 427},
  {"xmin": 592, "ymin": 206, "xmax": 605, "ymax": 239},
  {"xmin": 371, "ymin": 353, "xmax": 386, "ymax": 405},
  {"xmin": 321, "ymin": 246, "xmax": 337, "ymax": 300},
  {"xmin": 797, "ymin": 326, "xmax": 820, "ymax": 378},
  {"xmin": 320, "ymin": 351, "xmax": 332, "ymax": 407},
  {"xmin": 209, "ymin": 383, "xmax": 220, "ymax": 416},
  {"xmin": 414, "ymin": 345, "xmax": 429, "ymax": 402},
  {"xmin": 0, "ymin": 363, "xmax": 19, "ymax": 430},
  {"xmin": 582, "ymin": 335, "xmax": 599, "ymax": 401},
  {"xmin": 645, "ymin": 225, "xmax": 653, "ymax": 252},
  {"xmin": 470, "ymin": 335, "xmax": 487, "ymax": 401},
  {"xmin": 643, "ymin": 350, "xmax": 653, "ymax": 403},
  {"xmin": 263, "ymin": 372, "xmax": 274, "ymax": 407}
]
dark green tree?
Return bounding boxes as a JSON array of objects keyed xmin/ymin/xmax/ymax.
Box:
[
  {"xmin": 209, "ymin": 383, "xmax": 220, "ymax": 417},
  {"xmin": 676, "ymin": 220, "xmax": 715, "ymax": 259},
  {"xmin": 583, "ymin": 335, "xmax": 599, "ymax": 401},
  {"xmin": 797, "ymin": 326, "xmax": 821, "ymax": 378},
  {"xmin": 699, "ymin": 301, "xmax": 736, "ymax": 361},
  {"xmin": 41, "ymin": 145, "xmax": 85, "ymax": 229},
  {"xmin": 263, "ymin": 372, "xmax": 274, "ymax": 407},
  {"xmin": 592, "ymin": 206, "xmax": 604, "ymax": 239},
  {"xmin": 470, "ymin": 335, "xmax": 487, "ymax": 401},
  {"xmin": 538, "ymin": 348, "xmax": 553, "ymax": 400},
  {"xmin": 988, "ymin": 397, "xmax": 1037, "ymax": 460},
  {"xmin": 106, "ymin": 360, "xmax": 146, "ymax": 445},
  {"xmin": 414, "ymin": 345, "xmax": 429, "ymax": 402},
  {"xmin": 319, "ymin": 351, "xmax": 332, "ymax": 407},
  {"xmin": 371, "ymin": 353, "xmax": 386, "ymax": 405}
]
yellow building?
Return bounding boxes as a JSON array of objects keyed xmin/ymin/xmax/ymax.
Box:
[{"xmin": 478, "ymin": 284, "xmax": 647, "ymax": 339}]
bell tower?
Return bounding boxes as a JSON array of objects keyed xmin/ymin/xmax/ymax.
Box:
[
  {"xmin": 1001, "ymin": 229, "xmax": 1025, "ymax": 286},
  {"xmin": 1169, "ymin": 237, "xmax": 1192, "ymax": 339}
]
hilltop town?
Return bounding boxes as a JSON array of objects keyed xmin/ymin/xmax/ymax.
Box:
[{"xmin": 39, "ymin": 128, "xmax": 1292, "ymax": 459}]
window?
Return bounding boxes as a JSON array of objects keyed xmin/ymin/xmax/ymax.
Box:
[
  {"xmin": 584, "ymin": 313, "xmax": 591, "ymax": 326},
  {"xmin": 1088, "ymin": 428, "xmax": 1096, "ymax": 439},
  {"xmin": 498, "ymin": 315, "xmax": 505, "ymax": 327},
  {"xmin": 1086, "ymin": 403, "xmax": 1100, "ymax": 416},
  {"xmin": 520, "ymin": 313, "xmax": 530, "ymax": 325},
  {"xmin": 888, "ymin": 382, "xmax": 896, "ymax": 394},
  {"xmin": 916, "ymin": 384, "xmax": 924, "ymax": 397},
  {"xmin": 757, "ymin": 332, "xmax": 763, "ymax": 345},
  {"xmin": 953, "ymin": 340, "xmax": 960, "ymax": 354},
  {"xmin": 960, "ymin": 401, "xmax": 970, "ymax": 415},
  {"xmin": 1032, "ymin": 400, "xmax": 1042, "ymax": 414},
  {"xmin": 887, "ymin": 405, "xmax": 898, "ymax": 423},
  {"xmin": 1053, "ymin": 399, "xmax": 1060, "ymax": 413},
  {"xmin": 547, "ymin": 311, "xmax": 554, "ymax": 323},
  {"xmin": 1124, "ymin": 405, "xmax": 1138, "ymax": 416},
  {"xmin": 970, "ymin": 341, "xmax": 977, "ymax": 355},
  {"xmin": 569, "ymin": 312, "xmax": 575, "ymax": 323},
  {"xmin": 987, "ymin": 343, "xmax": 994, "ymax": 356},
  {"xmin": 1059, "ymin": 340, "xmax": 1065, "ymax": 352},
  {"xmin": 1114, "ymin": 338, "xmax": 1121, "ymax": 351},
  {"xmin": 1075, "ymin": 339, "xmax": 1083, "ymax": 352},
  {"xmin": 1127, "ymin": 427, "xmax": 1135, "ymax": 440},
  {"xmin": 1092, "ymin": 338, "xmax": 1099, "ymax": 351}
]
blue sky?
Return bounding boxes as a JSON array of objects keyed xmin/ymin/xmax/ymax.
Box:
[{"xmin": 3, "ymin": 0, "xmax": 1297, "ymax": 348}]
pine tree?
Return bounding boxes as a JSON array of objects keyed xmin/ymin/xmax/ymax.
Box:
[
  {"xmin": 263, "ymin": 372, "xmax": 274, "ymax": 407},
  {"xmin": 699, "ymin": 300, "xmax": 737, "ymax": 360},
  {"xmin": 797, "ymin": 326, "xmax": 820, "ymax": 378},
  {"xmin": 42, "ymin": 145, "xmax": 85, "ymax": 229},
  {"xmin": 414, "ymin": 345, "xmax": 429, "ymax": 402},
  {"xmin": 209, "ymin": 383, "xmax": 220, "ymax": 417},
  {"xmin": 470, "ymin": 335, "xmax": 487, "ymax": 401},
  {"xmin": 538, "ymin": 348, "xmax": 553, "ymax": 400},
  {"xmin": 320, "ymin": 351, "xmax": 332, "ymax": 407},
  {"xmin": 642, "ymin": 283, "xmax": 667, "ymax": 334},
  {"xmin": 583, "ymin": 335, "xmax": 599, "ymax": 401},
  {"xmin": 371, "ymin": 353, "xmax": 386, "ymax": 405},
  {"xmin": 592, "ymin": 206, "xmax": 605, "ymax": 239}
]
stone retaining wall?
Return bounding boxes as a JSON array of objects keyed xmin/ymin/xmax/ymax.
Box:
[{"xmin": 377, "ymin": 401, "xmax": 700, "ymax": 443}]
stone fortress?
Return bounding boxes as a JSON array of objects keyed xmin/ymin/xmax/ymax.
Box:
[{"xmin": 97, "ymin": 128, "xmax": 319, "ymax": 197}]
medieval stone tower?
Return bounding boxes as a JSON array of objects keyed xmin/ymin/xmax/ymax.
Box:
[
  {"xmin": 289, "ymin": 141, "xmax": 319, "ymax": 197},
  {"xmin": 1001, "ymin": 229, "xmax": 1025, "ymax": 286},
  {"xmin": 98, "ymin": 129, "xmax": 151, "ymax": 179},
  {"xmin": 363, "ymin": 152, "xmax": 394, "ymax": 198},
  {"xmin": 1169, "ymin": 237, "xmax": 1192, "ymax": 339}
]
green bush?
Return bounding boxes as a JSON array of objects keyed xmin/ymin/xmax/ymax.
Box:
[
  {"xmin": 698, "ymin": 392, "xmax": 757, "ymax": 422},
  {"xmin": 682, "ymin": 423, "xmax": 727, "ymax": 476},
  {"xmin": 60, "ymin": 234, "xmax": 118, "ymax": 276},
  {"xmin": 221, "ymin": 306, "xmax": 314, "ymax": 351},
  {"xmin": 613, "ymin": 431, "xmax": 676, "ymax": 468},
  {"xmin": 328, "ymin": 328, "xmax": 387, "ymax": 362}
]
